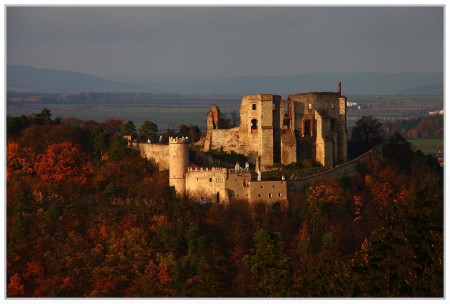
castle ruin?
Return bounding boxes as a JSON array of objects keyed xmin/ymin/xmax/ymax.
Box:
[
  {"xmin": 204, "ymin": 83, "xmax": 347, "ymax": 169},
  {"xmin": 130, "ymin": 84, "xmax": 347, "ymax": 207}
]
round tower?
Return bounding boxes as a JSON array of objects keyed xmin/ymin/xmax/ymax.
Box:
[{"xmin": 169, "ymin": 137, "xmax": 189, "ymax": 195}]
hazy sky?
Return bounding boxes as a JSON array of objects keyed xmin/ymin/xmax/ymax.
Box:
[{"xmin": 7, "ymin": 6, "xmax": 444, "ymax": 78}]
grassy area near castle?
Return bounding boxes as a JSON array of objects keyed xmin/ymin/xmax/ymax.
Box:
[{"xmin": 408, "ymin": 138, "xmax": 444, "ymax": 156}]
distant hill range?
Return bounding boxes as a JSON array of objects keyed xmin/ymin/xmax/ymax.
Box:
[
  {"xmin": 8, "ymin": 64, "xmax": 443, "ymax": 96},
  {"xmin": 7, "ymin": 65, "xmax": 150, "ymax": 93}
]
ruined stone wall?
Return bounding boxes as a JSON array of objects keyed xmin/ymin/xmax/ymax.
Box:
[
  {"xmin": 259, "ymin": 96, "xmax": 275, "ymax": 169},
  {"xmin": 315, "ymin": 114, "xmax": 334, "ymax": 168},
  {"xmin": 132, "ymin": 143, "xmax": 170, "ymax": 171},
  {"xmin": 248, "ymin": 180, "xmax": 288, "ymax": 207},
  {"xmin": 281, "ymin": 133, "xmax": 297, "ymax": 165},
  {"xmin": 338, "ymin": 97, "xmax": 347, "ymax": 163},
  {"xmin": 208, "ymin": 128, "xmax": 240, "ymax": 152},
  {"xmin": 287, "ymin": 92, "xmax": 347, "ymax": 167},
  {"xmin": 204, "ymin": 89, "xmax": 346, "ymax": 170}
]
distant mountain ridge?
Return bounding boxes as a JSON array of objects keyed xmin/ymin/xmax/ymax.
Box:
[
  {"xmin": 7, "ymin": 65, "xmax": 150, "ymax": 93},
  {"xmin": 7, "ymin": 65, "xmax": 443, "ymax": 96}
]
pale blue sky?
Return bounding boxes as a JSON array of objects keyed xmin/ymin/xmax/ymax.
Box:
[{"xmin": 7, "ymin": 6, "xmax": 444, "ymax": 78}]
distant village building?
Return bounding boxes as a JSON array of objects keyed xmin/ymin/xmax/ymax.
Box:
[
  {"xmin": 346, "ymin": 101, "xmax": 358, "ymax": 107},
  {"xmin": 429, "ymin": 109, "xmax": 444, "ymax": 116}
]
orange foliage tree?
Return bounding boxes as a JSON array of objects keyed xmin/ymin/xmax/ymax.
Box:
[
  {"xmin": 34, "ymin": 142, "xmax": 93, "ymax": 185},
  {"xmin": 7, "ymin": 142, "xmax": 36, "ymax": 178}
]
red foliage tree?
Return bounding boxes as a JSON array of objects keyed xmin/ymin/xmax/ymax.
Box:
[
  {"xmin": 7, "ymin": 273, "xmax": 25, "ymax": 297},
  {"xmin": 34, "ymin": 142, "xmax": 93, "ymax": 185},
  {"xmin": 7, "ymin": 142, "xmax": 36, "ymax": 178}
]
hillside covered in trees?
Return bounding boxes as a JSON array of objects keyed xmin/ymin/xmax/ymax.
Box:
[{"xmin": 7, "ymin": 110, "xmax": 443, "ymax": 297}]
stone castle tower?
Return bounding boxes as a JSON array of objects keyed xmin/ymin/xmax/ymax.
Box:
[
  {"xmin": 169, "ymin": 137, "xmax": 189, "ymax": 195},
  {"xmin": 239, "ymin": 94, "xmax": 282, "ymax": 169}
]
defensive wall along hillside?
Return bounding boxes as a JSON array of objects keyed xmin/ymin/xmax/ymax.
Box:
[
  {"xmin": 286, "ymin": 149, "xmax": 374, "ymax": 195},
  {"xmin": 132, "ymin": 142, "xmax": 170, "ymax": 170}
]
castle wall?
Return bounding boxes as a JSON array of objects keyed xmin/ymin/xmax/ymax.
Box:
[
  {"xmin": 186, "ymin": 168, "xmax": 228, "ymax": 203},
  {"xmin": 248, "ymin": 180, "xmax": 288, "ymax": 208},
  {"xmin": 133, "ymin": 143, "xmax": 169, "ymax": 171},
  {"xmin": 185, "ymin": 168, "xmax": 251, "ymax": 203}
]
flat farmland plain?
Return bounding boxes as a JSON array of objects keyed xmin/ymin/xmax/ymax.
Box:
[
  {"xmin": 7, "ymin": 98, "xmax": 241, "ymax": 131},
  {"xmin": 408, "ymin": 138, "xmax": 444, "ymax": 156}
]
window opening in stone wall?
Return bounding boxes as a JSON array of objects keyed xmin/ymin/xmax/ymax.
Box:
[
  {"xmin": 330, "ymin": 118, "xmax": 337, "ymax": 130},
  {"xmin": 252, "ymin": 103, "xmax": 257, "ymax": 110},
  {"xmin": 283, "ymin": 118, "xmax": 291, "ymax": 133},
  {"xmin": 303, "ymin": 119, "xmax": 311, "ymax": 137},
  {"xmin": 269, "ymin": 193, "xmax": 273, "ymax": 198},
  {"xmin": 209, "ymin": 178, "xmax": 212, "ymax": 182},
  {"xmin": 251, "ymin": 119, "xmax": 258, "ymax": 134}
]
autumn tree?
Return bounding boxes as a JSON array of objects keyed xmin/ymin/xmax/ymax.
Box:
[
  {"xmin": 7, "ymin": 273, "xmax": 25, "ymax": 296},
  {"xmin": 7, "ymin": 142, "xmax": 36, "ymax": 178},
  {"xmin": 103, "ymin": 119, "xmax": 123, "ymax": 136},
  {"xmin": 34, "ymin": 142, "xmax": 93, "ymax": 185}
]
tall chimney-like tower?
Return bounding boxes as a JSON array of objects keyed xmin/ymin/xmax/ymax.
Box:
[
  {"xmin": 338, "ymin": 82, "xmax": 342, "ymax": 95},
  {"xmin": 169, "ymin": 137, "xmax": 189, "ymax": 195}
]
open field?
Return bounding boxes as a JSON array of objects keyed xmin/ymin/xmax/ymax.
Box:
[
  {"xmin": 408, "ymin": 138, "xmax": 444, "ymax": 156},
  {"xmin": 7, "ymin": 99, "xmax": 241, "ymax": 131},
  {"xmin": 347, "ymin": 95, "xmax": 443, "ymax": 123}
]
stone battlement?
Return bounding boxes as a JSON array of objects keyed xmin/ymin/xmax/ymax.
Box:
[
  {"xmin": 188, "ymin": 167, "xmax": 228, "ymax": 173},
  {"xmin": 169, "ymin": 136, "xmax": 189, "ymax": 144}
]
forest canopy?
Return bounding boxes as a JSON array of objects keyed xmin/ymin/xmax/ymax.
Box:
[{"xmin": 6, "ymin": 110, "xmax": 443, "ymax": 297}]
